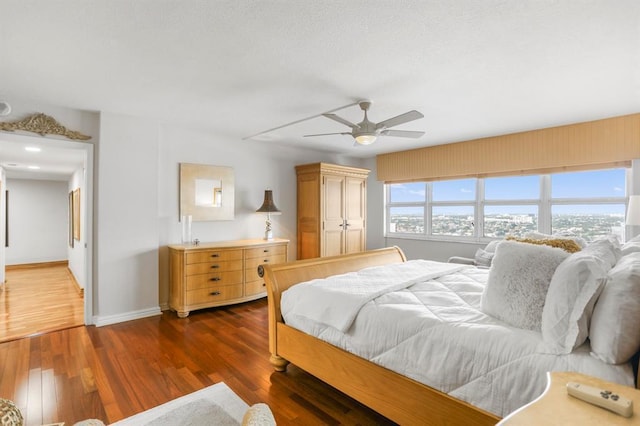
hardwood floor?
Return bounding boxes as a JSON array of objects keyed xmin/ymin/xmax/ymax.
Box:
[
  {"xmin": 0, "ymin": 264, "xmax": 84, "ymax": 343},
  {"xmin": 0, "ymin": 299, "xmax": 395, "ymax": 425}
]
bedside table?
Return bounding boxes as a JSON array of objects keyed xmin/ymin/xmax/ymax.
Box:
[{"xmin": 499, "ymin": 371, "xmax": 639, "ymax": 425}]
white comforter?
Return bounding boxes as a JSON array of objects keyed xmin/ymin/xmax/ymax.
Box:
[{"xmin": 281, "ymin": 260, "xmax": 634, "ymax": 417}]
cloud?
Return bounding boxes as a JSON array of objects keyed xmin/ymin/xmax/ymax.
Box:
[
  {"xmin": 460, "ymin": 188, "xmax": 473, "ymax": 193},
  {"xmin": 613, "ymin": 186, "xmax": 623, "ymax": 192}
]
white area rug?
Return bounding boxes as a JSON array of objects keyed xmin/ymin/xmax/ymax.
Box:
[{"xmin": 110, "ymin": 382, "xmax": 248, "ymax": 426}]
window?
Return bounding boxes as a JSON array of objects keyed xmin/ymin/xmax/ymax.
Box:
[
  {"xmin": 484, "ymin": 175, "xmax": 539, "ymax": 238},
  {"xmin": 389, "ymin": 206, "xmax": 424, "ymax": 234},
  {"xmin": 432, "ymin": 179, "xmax": 475, "ymax": 201},
  {"xmin": 484, "ymin": 205, "xmax": 538, "ymax": 238},
  {"xmin": 385, "ymin": 168, "xmax": 629, "ymax": 242}
]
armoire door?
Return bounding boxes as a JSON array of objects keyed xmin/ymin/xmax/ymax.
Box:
[
  {"xmin": 344, "ymin": 176, "xmax": 366, "ymax": 253},
  {"xmin": 322, "ymin": 174, "xmax": 345, "ymax": 257}
]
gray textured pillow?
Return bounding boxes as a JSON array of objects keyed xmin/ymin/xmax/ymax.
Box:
[
  {"xmin": 482, "ymin": 241, "xmax": 569, "ymax": 331},
  {"xmin": 474, "ymin": 248, "xmax": 494, "ymax": 268}
]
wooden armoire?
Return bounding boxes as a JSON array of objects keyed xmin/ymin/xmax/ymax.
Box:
[{"xmin": 295, "ymin": 162, "xmax": 370, "ymax": 259}]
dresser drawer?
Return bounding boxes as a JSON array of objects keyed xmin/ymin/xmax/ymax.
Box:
[
  {"xmin": 245, "ymin": 245, "xmax": 287, "ymax": 260},
  {"xmin": 186, "ymin": 284, "xmax": 244, "ymax": 305},
  {"xmin": 185, "ymin": 259, "xmax": 243, "ymax": 275},
  {"xmin": 245, "ymin": 254, "xmax": 286, "ymax": 279},
  {"xmin": 186, "ymin": 249, "xmax": 243, "ymax": 264},
  {"xmin": 186, "ymin": 270, "xmax": 243, "ymax": 290},
  {"xmin": 245, "ymin": 279, "xmax": 267, "ymax": 297}
]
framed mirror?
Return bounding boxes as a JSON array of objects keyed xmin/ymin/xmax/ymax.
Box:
[{"xmin": 180, "ymin": 163, "xmax": 235, "ymax": 221}]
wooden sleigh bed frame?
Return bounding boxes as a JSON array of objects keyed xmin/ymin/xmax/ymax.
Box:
[{"xmin": 259, "ymin": 246, "xmax": 501, "ymax": 425}]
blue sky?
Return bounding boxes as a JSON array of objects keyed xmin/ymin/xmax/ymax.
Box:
[{"xmin": 389, "ymin": 169, "xmax": 627, "ymax": 215}]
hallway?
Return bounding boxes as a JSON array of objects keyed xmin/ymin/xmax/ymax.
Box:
[{"xmin": 0, "ymin": 263, "xmax": 83, "ymax": 343}]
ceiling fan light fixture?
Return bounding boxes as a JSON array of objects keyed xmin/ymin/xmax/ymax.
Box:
[{"xmin": 354, "ymin": 134, "xmax": 377, "ymax": 145}]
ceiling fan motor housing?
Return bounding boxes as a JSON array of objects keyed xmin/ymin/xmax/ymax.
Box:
[{"xmin": 304, "ymin": 100, "xmax": 425, "ymax": 144}]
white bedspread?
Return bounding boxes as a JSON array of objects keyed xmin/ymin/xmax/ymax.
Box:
[
  {"xmin": 281, "ymin": 260, "xmax": 634, "ymax": 417},
  {"xmin": 281, "ymin": 260, "xmax": 463, "ymax": 332}
]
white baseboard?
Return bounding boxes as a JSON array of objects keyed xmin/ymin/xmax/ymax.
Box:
[{"xmin": 93, "ymin": 306, "xmax": 162, "ymax": 327}]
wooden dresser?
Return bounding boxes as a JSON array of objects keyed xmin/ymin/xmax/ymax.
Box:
[{"xmin": 168, "ymin": 238, "xmax": 288, "ymax": 317}]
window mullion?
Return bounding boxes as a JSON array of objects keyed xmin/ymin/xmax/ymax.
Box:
[
  {"xmin": 539, "ymin": 175, "xmax": 551, "ymax": 234},
  {"xmin": 426, "ymin": 182, "xmax": 432, "ymax": 236},
  {"xmin": 477, "ymin": 178, "xmax": 484, "ymax": 239}
]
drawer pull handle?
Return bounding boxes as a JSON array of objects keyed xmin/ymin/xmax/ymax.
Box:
[
  {"xmin": 211, "ymin": 254, "xmax": 220, "ymax": 258},
  {"xmin": 210, "ymin": 277, "xmax": 221, "ymax": 281},
  {"xmin": 257, "ymin": 265, "xmax": 264, "ymax": 277},
  {"xmin": 263, "ymin": 249, "xmax": 269, "ymax": 253},
  {"xmin": 211, "ymin": 265, "xmax": 219, "ymax": 269},
  {"xmin": 209, "ymin": 291, "xmax": 221, "ymax": 296},
  {"xmin": 263, "ymin": 259, "xmax": 269, "ymax": 263},
  {"xmin": 262, "ymin": 283, "xmax": 266, "ymax": 287}
]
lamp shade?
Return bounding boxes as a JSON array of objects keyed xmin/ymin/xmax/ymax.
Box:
[
  {"xmin": 627, "ymin": 195, "xmax": 640, "ymax": 226},
  {"xmin": 256, "ymin": 190, "xmax": 281, "ymax": 213}
]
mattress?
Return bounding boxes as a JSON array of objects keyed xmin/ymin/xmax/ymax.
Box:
[{"xmin": 281, "ymin": 260, "xmax": 634, "ymax": 417}]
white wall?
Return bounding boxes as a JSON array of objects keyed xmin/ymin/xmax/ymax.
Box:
[
  {"xmin": 5, "ymin": 178, "xmax": 69, "ymax": 265},
  {"xmin": 95, "ymin": 113, "xmax": 161, "ymax": 322},
  {"xmin": 363, "ymin": 157, "xmax": 385, "ymax": 251},
  {"xmin": 0, "ymin": 167, "xmax": 5, "ymax": 283},
  {"xmin": 68, "ymin": 167, "xmax": 86, "ymax": 289}
]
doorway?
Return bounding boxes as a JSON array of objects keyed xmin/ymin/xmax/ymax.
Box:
[{"xmin": 0, "ymin": 132, "xmax": 93, "ymax": 340}]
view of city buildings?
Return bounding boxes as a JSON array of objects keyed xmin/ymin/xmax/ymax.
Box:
[{"xmin": 390, "ymin": 213, "xmax": 625, "ymax": 241}]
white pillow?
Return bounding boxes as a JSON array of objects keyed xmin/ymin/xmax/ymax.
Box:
[
  {"xmin": 590, "ymin": 253, "xmax": 640, "ymax": 364},
  {"xmin": 482, "ymin": 241, "xmax": 569, "ymax": 331},
  {"xmin": 540, "ymin": 242, "xmax": 615, "ymax": 354},
  {"xmin": 583, "ymin": 236, "xmax": 622, "ymax": 269}
]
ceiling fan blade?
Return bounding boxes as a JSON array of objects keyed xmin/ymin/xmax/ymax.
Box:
[
  {"xmin": 381, "ymin": 129, "xmax": 425, "ymax": 138},
  {"xmin": 323, "ymin": 113, "xmax": 359, "ymax": 129},
  {"xmin": 303, "ymin": 132, "xmax": 351, "ymax": 137},
  {"xmin": 376, "ymin": 110, "xmax": 424, "ymax": 129}
]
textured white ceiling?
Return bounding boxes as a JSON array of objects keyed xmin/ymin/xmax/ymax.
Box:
[{"xmin": 0, "ymin": 0, "xmax": 639, "ymax": 167}]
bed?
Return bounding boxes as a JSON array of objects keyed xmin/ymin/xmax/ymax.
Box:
[{"xmin": 259, "ymin": 245, "xmax": 640, "ymax": 425}]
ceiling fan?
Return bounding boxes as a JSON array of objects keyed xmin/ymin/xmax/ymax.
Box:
[{"xmin": 304, "ymin": 100, "xmax": 425, "ymax": 145}]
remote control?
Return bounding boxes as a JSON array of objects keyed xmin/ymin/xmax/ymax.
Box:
[{"xmin": 566, "ymin": 381, "xmax": 633, "ymax": 418}]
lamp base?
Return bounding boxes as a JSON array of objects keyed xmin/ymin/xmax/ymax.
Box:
[{"xmin": 264, "ymin": 229, "xmax": 273, "ymax": 240}]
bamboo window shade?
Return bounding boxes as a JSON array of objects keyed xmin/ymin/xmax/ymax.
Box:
[{"xmin": 376, "ymin": 113, "xmax": 640, "ymax": 183}]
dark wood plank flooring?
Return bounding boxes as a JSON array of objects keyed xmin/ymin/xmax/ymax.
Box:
[{"xmin": 0, "ymin": 298, "xmax": 395, "ymax": 425}]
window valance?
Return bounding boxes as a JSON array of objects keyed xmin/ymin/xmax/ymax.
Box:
[{"xmin": 377, "ymin": 113, "xmax": 639, "ymax": 183}]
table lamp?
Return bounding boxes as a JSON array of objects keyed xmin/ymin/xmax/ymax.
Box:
[{"xmin": 256, "ymin": 189, "xmax": 281, "ymax": 240}]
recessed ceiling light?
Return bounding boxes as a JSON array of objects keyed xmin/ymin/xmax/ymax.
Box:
[
  {"xmin": 25, "ymin": 146, "xmax": 41, "ymax": 152},
  {"xmin": 28, "ymin": 165, "xmax": 40, "ymax": 170}
]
